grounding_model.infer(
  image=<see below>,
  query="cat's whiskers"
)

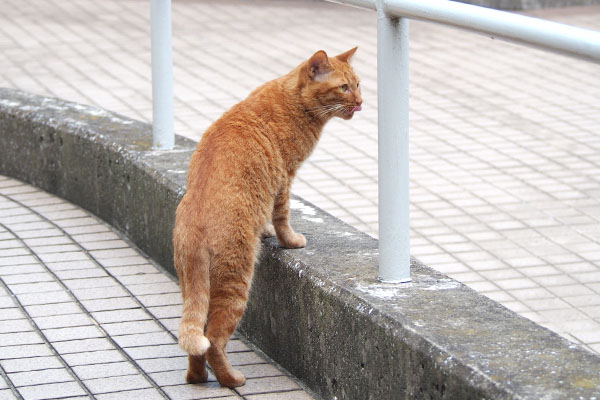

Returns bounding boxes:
[308,103,346,121]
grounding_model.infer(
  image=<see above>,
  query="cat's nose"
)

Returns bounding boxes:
[355,97,363,107]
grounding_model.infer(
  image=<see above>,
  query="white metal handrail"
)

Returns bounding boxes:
[326,0,600,283]
[150,0,175,150]
[149,0,600,281]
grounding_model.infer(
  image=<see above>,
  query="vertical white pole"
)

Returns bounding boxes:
[150,0,175,150]
[377,0,411,283]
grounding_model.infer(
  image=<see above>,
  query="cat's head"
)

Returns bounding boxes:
[299,47,362,121]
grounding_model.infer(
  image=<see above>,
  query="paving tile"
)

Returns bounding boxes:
[17,381,87,400]
[0,255,38,266]
[73,361,139,380]
[33,313,94,330]
[136,356,188,373]
[43,325,105,342]
[162,382,234,400]
[8,368,74,387]
[0,319,33,334]
[90,248,140,260]
[0,240,20,250]
[81,240,131,251]
[99,256,149,267]
[147,305,182,320]
[149,370,200,387]
[246,390,316,400]
[38,252,89,263]
[0,248,30,258]
[84,374,152,394]
[1,272,54,285]
[236,364,285,379]
[45,260,98,271]
[29,244,80,254]
[16,290,72,306]
[95,388,166,400]
[127,282,180,296]
[159,317,181,333]
[0,344,54,360]
[54,268,108,280]
[70,286,129,301]
[111,332,176,348]
[0,331,44,347]
[63,224,111,236]
[0,308,26,321]
[54,217,99,229]
[228,352,267,366]
[0,297,16,308]
[101,320,164,336]
[547,284,594,298]
[236,376,301,396]
[107,264,161,276]
[0,264,45,276]
[137,293,182,308]
[494,278,538,291]
[80,297,140,312]
[0,356,64,373]
[70,232,121,243]
[115,273,173,286]
[123,344,186,360]
[9,222,54,233]
[24,302,83,318]
[92,308,152,324]
[62,276,119,290]
[52,338,115,355]
[62,350,127,367]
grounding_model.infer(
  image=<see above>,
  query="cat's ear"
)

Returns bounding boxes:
[335,46,358,64]
[307,50,333,81]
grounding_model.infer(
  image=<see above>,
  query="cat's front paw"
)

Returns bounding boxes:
[279,232,306,249]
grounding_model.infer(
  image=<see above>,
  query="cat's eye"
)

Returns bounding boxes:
[339,84,350,93]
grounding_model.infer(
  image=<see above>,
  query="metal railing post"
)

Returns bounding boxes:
[150,0,175,150]
[377,0,411,283]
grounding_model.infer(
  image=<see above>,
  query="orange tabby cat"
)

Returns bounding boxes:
[173,47,362,388]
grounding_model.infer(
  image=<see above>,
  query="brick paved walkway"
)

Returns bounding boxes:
[0,176,315,400]
[0,0,599,355]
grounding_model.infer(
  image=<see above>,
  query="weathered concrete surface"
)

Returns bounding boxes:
[455,0,600,9]
[1,88,599,399]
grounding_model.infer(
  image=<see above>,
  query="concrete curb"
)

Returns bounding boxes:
[450,0,600,10]
[1,88,598,399]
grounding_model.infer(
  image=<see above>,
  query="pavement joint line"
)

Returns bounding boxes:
[0,356,23,400]
[1,185,311,399]
[0,194,173,399]
[0,236,94,399]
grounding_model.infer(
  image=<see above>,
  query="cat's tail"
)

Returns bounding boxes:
[175,236,211,356]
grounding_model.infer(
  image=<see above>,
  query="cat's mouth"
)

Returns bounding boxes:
[343,105,362,117]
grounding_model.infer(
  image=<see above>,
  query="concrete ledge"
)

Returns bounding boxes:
[454,0,600,10]
[1,88,598,399]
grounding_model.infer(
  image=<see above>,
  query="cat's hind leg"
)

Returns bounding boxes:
[261,222,276,238]
[186,354,209,383]
[204,243,257,388]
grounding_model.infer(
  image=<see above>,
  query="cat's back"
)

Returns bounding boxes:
[185,79,288,199]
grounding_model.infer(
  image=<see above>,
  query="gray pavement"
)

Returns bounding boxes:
[0,175,316,400]
[0,0,599,360]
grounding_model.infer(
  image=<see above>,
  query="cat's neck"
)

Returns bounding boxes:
[262,75,331,170]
